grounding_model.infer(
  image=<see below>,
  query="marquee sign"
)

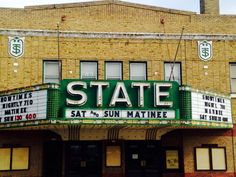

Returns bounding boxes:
[191,91,232,123]
[8,36,25,59]
[198,40,212,61]
[61,80,180,120]
[0,90,47,123]
[0,81,232,129]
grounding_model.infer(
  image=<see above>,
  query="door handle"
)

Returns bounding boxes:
[80,161,86,167]
[141,160,146,167]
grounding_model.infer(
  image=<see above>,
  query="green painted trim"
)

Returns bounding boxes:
[179,88,192,120]
[47,88,60,119]
[0,83,60,96]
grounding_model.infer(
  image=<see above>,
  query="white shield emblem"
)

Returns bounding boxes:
[8,36,25,58]
[198,40,212,61]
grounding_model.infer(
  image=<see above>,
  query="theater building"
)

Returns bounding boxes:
[0,0,236,177]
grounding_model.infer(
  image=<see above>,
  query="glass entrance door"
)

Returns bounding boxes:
[125,141,161,177]
[65,141,102,177]
[43,141,62,177]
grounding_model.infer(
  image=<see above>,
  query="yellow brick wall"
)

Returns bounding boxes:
[0,1,235,118]
[184,134,234,173]
[0,2,235,34]
[0,2,236,177]
[0,2,235,90]
[1,36,235,94]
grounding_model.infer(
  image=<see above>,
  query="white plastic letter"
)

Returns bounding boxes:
[109,82,132,107]
[154,83,173,107]
[90,81,109,107]
[66,81,87,106]
[131,82,150,107]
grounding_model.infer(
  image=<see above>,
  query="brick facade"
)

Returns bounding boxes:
[0,1,235,177]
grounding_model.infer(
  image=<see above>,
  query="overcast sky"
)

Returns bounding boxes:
[0,0,235,14]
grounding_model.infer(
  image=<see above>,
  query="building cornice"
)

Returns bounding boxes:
[1,28,236,40]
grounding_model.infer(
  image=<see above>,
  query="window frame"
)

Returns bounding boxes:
[0,146,30,171]
[80,61,98,80]
[43,60,61,84]
[129,62,147,81]
[230,63,236,94]
[164,62,182,85]
[194,145,227,171]
[105,61,123,80]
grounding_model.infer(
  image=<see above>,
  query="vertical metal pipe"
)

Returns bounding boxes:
[169,27,184,81]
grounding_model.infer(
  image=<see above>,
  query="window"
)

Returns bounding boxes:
[164,62,182,84]
[130,62,147,80]
[211,148,227,170]
[195,147,210,170]
[230,63,236,93]
[43,61,61,84]
[106,146,121,167]
[105,62,122,80]
[0,147,29,171]
[0,148,11,170]
[81,61,98,80]
[195,146,226,171]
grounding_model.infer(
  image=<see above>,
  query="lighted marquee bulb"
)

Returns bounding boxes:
[179,86,184,91]
[185,86,191,91]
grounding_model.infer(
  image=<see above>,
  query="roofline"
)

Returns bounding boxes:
[0,7,24,10]
[24,0,196,15]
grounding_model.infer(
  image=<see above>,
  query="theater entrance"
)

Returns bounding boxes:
[64,140,162,177]
[65,141,102,177]
[125,141,162,177]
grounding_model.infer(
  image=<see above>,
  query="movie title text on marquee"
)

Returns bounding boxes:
[0,90,47,123]
[191,92,232,123]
